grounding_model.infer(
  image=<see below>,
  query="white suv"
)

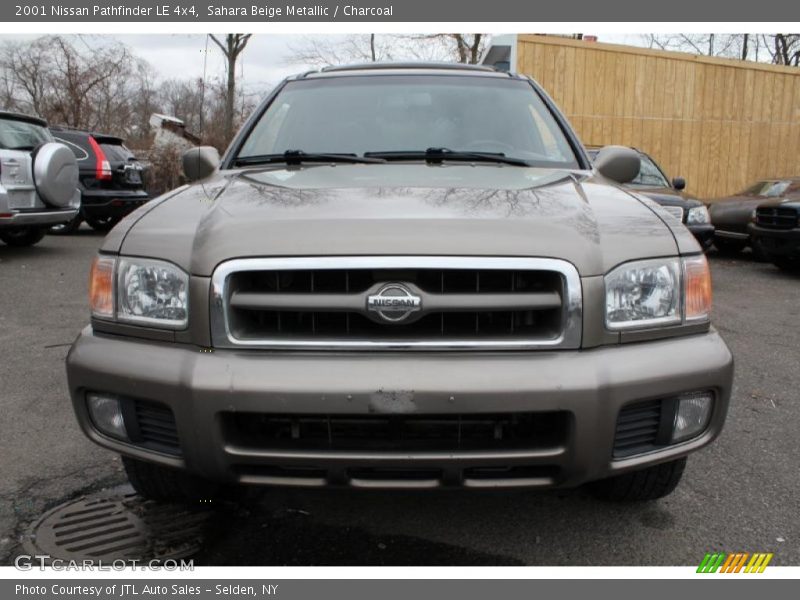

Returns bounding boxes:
[0,110,80,246]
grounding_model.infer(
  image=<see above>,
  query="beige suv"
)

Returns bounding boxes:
[66,64,733,502]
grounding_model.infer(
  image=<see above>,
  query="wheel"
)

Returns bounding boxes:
[750,242,768,262]
[122,456,220,502]
[49,215,82,235]
[0,227,47,247]
[774,257,800,272]
[589,457,687,501]
[85,215,120,232]
[714,238,746,255]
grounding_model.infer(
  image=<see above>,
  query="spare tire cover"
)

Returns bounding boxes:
[33,142,79,208]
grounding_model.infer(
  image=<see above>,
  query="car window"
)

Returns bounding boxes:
[631,154,670,187]
[764,181,791,197]
[0,118,52,150]
[740,180,791,197]
[53,135,90,161]
[100,142,134,163]
[237,75,579,168]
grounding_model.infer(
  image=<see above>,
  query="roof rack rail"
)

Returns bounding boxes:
[316,61,498,74]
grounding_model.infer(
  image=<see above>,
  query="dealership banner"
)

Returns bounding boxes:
[3,579,797,599]
[3,0,799,22]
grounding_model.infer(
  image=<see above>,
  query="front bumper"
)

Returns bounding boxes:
[66,328,733,490]
[80,191,149,219]
[749,223,800,259]
[0,208,80,227]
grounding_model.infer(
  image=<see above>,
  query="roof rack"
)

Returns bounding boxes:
[315,62,498,74]
[0,110,48,127]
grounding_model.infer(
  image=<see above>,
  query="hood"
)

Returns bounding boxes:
[629,185,702,208]
[105,164,689,278]
[708,195,765,211]
[708,195,766,231]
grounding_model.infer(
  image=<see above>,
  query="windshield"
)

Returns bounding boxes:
[0,118,52,150]
[630,153,670,187]
[235,75,579,168]
[742,180,791,197]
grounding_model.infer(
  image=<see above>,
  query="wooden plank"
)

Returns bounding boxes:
[514,36,800,196]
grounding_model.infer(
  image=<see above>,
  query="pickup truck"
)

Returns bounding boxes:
[66,63,734,503]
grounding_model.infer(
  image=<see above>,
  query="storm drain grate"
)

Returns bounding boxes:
[23,487,212,563]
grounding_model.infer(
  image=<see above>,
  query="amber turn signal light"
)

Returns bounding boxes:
[89,255,115,318]
[684,254,712,321]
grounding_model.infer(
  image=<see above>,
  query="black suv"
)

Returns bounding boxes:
[749,201,800,271]
[49,127,149,233]
[587,147,714,250]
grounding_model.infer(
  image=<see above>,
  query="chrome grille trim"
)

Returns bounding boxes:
[210,256,582,350]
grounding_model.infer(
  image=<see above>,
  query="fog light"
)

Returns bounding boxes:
[672,391,713,442]
[87,393,128,440]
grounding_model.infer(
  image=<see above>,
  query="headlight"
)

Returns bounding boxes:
[117,258,188,328]
[686,206,710,225]
[88,255,189,329]
[605,255,712,330]
[605,258,681,329]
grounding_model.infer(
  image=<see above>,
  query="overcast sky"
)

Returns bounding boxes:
[0,33,641,99]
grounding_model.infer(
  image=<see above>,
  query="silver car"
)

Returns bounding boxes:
[0,111,80,246]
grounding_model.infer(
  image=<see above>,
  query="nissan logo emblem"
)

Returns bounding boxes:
[366,283,422,323]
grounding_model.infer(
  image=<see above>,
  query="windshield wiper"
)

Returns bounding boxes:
[364,148,531,167]
[233,150,386,167]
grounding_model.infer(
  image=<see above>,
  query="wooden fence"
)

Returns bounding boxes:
[516,35,800,199]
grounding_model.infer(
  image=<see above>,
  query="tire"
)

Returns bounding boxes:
[122,455,220,503]
[49,215,82,235]
[774,257,800,272]
[85,215,120,232]
[0,227,47,247]
[714,238,746,255]
[750,242,768,262]
[589,457,687,502]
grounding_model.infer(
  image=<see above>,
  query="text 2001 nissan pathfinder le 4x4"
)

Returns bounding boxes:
[67,63,734,502]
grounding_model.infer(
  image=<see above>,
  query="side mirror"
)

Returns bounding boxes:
[182,146,220,182]
[672,177,686,191]
[593,145,640,184]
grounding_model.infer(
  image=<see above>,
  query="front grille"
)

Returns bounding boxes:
[223,411,570,453]
[613,399,669,458]
[210,257,582,350]
[127,400,181,456]
[756,206,798,229]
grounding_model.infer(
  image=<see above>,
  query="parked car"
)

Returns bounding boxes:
[0,110,80,246]
[708,178,800,254]
[66,63,733,503]
[749,200,800,271]
[587,147,713,250]
[49,127,149,233]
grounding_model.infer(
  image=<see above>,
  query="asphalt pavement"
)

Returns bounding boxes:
[0,229,797,566]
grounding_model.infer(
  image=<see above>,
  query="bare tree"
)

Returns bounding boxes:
[644,34,743,58]
[766,34,800,66]
[288,33,488,68]
[0,35,147,135]
[209,34,252,143]
[642,33,799,66]
[288,34,393,67]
